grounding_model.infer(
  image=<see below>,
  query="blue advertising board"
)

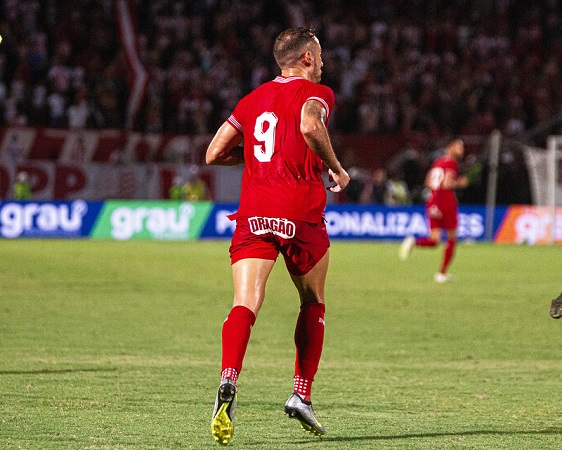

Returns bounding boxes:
[0,201,104,238]
[201,203,507,241]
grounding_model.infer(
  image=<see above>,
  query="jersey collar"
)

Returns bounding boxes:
[273,76,304,83]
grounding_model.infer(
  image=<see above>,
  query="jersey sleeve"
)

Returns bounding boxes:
[226,97,246,135]
[428,157,459,191]
[227,114,243,134]
[443,158,459,176]
[305,84,335,121]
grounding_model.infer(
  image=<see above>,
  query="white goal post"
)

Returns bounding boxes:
[547,135,562,207]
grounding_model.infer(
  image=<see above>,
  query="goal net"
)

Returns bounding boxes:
[525,136,562,206]
[523,136,562,243]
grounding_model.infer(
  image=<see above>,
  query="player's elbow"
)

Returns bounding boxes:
[206,148,219,165]
[300,120,321,141]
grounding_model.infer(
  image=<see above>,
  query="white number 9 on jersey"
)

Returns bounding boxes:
[253,112,278,162]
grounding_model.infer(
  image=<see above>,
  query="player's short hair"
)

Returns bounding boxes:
[447,138,464,151]
[448,138,463,147]
[273,27,317,69]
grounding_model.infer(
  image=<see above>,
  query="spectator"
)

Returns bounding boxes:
[385,169,411,206]
[67,86,91,129]
[169,176,185,200]
[340,148,370,203]
[1,0,561,145]
[360,167,388,204]
[184,166,209,201]
[6,134,23,166]
[13,171,31,199]
[459,153,484,204]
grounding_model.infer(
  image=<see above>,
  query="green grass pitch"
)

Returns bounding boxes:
[1,239,561,449]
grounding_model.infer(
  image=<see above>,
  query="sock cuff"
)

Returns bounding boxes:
[221,367,239,384]
[230,305,256,326]
[300,302,325,313]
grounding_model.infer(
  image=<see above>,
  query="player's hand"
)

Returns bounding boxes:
[457,175,469,188]
[327,168,350,193]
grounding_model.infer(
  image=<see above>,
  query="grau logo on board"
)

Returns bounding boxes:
[109,204,195,240]
[0,201,88,238]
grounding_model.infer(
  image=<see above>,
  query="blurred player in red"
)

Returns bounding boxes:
[206,27,349,445]
[399,139,468,283]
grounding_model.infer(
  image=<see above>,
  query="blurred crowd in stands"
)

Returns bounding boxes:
[0,0,559,204]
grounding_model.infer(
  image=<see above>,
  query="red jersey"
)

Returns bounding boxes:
[426,155,460,205]
[425,155,460,230]
[227,76,335,222]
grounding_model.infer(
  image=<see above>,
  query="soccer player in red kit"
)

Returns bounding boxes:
[399,139,468,283]
[206,27,349,445]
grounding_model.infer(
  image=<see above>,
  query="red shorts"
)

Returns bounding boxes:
[426,198,458,231]
[229,216,330,276]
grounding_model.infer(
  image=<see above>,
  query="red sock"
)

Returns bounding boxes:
[440,239,456,274]
[294,375,312,401]
[294,302,325,401]
[221,305,256,382]
[221,368,239,384]
[416,237,438,247]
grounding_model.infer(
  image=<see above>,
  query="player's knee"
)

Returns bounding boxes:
[429,234,441,245]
